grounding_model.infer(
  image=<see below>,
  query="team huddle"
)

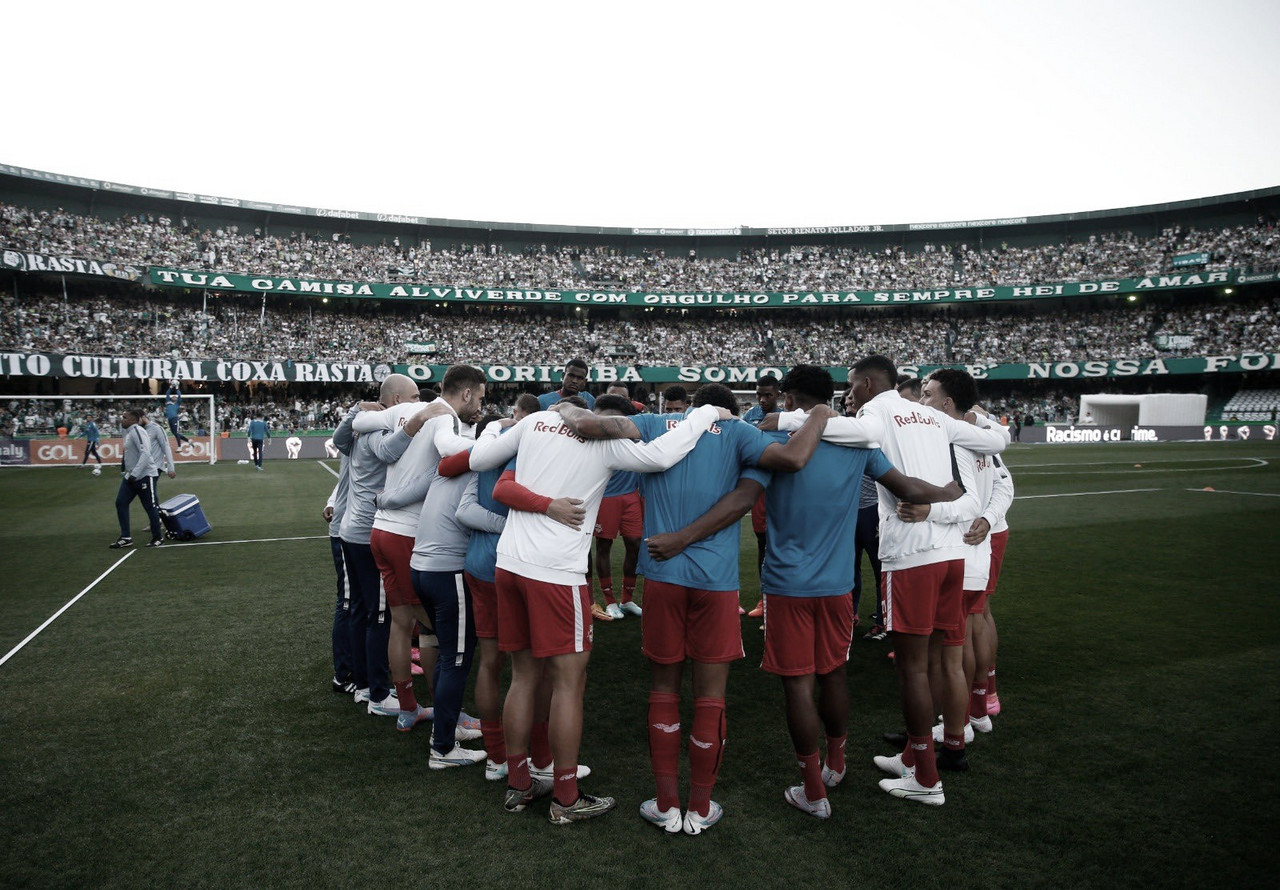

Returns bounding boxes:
[322,354,1014,828]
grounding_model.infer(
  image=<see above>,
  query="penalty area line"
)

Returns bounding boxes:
[166,535,329,548]
[0,550,137,669]
[1015,488,1163,500]
[1186,488,1280,498]
[316,460,340,479]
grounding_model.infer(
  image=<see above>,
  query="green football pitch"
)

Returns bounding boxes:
[2,442,1278,888]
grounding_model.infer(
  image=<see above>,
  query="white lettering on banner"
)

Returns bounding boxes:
[37,443,75,461]
[1130,428,1158,442]
[1045,426,1123,444]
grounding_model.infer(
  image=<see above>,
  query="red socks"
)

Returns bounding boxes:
[530,721,552,771]
[987,666,998,695]
[481,719,506,765]
[394,679,417,712]
[554,768,579,807]
[798,750,825,803]
[622,576,637,603]
[908,734,939,786]
[970,683,988,720]
[688,697,726,818]
[507,753,531,791]
[648,691,682,811]
[599,578,616,606]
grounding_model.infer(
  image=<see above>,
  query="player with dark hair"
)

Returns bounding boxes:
[592,393,645,621]
[565,382,833,835]
[742,374,781,618]
[467,395,730,824]
[538,358,595,409]
[893,368,1014,768]
[110,408,163,549]
[661,385,690,413]
[771,355,1008,806]
[649,367,959,819]
[514,393,541,418]
[896,375,922,402]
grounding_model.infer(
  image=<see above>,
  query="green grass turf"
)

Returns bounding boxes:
[2,443,1279,888]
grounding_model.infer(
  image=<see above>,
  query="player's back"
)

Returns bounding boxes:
[760,436,888,597]
[635,413,769,590]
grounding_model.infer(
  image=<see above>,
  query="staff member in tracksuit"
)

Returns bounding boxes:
[111,409,163,549]
[79,417,103,468]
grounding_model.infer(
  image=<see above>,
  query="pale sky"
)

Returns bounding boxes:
[7,0,1279,229]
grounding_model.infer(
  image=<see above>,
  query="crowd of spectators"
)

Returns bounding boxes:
[3,288,1277,369]
[4,201,1279,294]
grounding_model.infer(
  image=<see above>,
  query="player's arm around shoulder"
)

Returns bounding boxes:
[603,404,726,472]
[946,407,1010,455]
[756,404,835,472]
[552,403,641,440]
[468,417,523,471]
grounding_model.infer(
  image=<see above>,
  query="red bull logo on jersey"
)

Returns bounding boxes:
[665,420,723,435]
[532,420,585,443]
[892,410,942,429]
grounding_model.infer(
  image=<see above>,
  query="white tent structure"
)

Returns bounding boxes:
[1078,393,1207,427]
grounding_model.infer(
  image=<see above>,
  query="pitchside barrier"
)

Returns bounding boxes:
[1015,422,1278,444]
[0,435,217,467]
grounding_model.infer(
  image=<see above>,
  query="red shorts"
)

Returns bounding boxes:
[641,579,744,664]
[882,559,965,646]
[594,490,643,540]
[751,491,767,534]
[985,529,1009,598]
[761,593,853,676]
[370,528,416,609]
[465,572,498,639]
[494,568,592,657]
[964,587,989,616]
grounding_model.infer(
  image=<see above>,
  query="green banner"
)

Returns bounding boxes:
[395,354,1280,384]
[3,351,1277,383]
[147,266,1249,309]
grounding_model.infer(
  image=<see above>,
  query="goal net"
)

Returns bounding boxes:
[0,393,218,467]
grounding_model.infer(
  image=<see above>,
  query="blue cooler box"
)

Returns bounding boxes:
[158,493,212,540]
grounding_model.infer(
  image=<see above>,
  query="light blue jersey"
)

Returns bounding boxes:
[462,458,514,584]
[760,433,893,598]
[247,419,269,441]
[635,412,771,591]
[538,389,595,410]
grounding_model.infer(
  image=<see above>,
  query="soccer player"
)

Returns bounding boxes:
[661,385,690,413]
[897,375,922,402]
[567,384,832,835]
[353,370,484,730]
[331,398,419,717]
[323,455,357,695]
[246,414,269,471]
[109,409,163,549]
[78,415,103,470]
[593,387,646,622]
[846,384,887,642]
[901,369,1014,758]
[742,375,780,618]
[771,355,1008,806]
[164,382,191,447]
[538,358,595,409]
[466,397,731,824]
[646,367,959,820]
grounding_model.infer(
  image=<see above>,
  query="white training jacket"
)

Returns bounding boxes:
[354,401,475,539]
[777,389,1009,571]
[467,405,719,586]
[924,444,1016,590]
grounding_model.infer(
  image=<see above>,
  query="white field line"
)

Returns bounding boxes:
[1013,457,1269,474]
[165,535,329,548]
[316,460,340,479]
[1185,488,1280,498]
[1014,488,1163,500]
[0,550,137,669]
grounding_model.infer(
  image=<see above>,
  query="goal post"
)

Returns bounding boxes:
[0,393,217,467]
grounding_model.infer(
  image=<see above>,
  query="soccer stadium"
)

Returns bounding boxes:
[3,161,1278,886]
[4,6,1280,884]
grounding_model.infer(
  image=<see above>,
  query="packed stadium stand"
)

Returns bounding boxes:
[2,165,1278,434]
